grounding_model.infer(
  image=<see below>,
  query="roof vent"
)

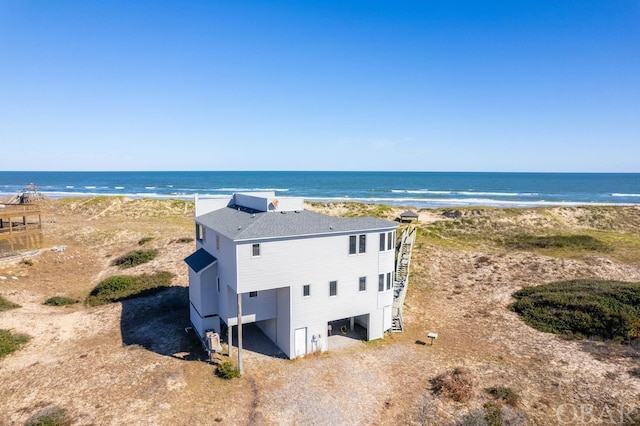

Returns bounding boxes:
[281,211,287,214]
[329,226,333,230]
[294,210,300,213]
[238,226,242,230]
[251,214,255,218]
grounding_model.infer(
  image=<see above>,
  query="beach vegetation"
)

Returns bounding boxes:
[430,367,475,402]
[216,361,240,379]
[0,329,31,358]
[486,386,520,407]
[44,296,78,306]
[138,237,154,245]
[111,249,158,268]
[510,279,640,341]
[505,234,610,252]
[85,271,174,306]
[0,296,21,312]
[174,237,194,243]
[25,407,71,426]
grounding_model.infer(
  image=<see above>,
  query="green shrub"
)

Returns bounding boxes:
[174,237,194,244]
[85,271,174,306]
[44,296,78,307]
[486,386,520,407]
[111,249,158,269]
[0,296,21,312]
[138,237,154,245]
[511,279,640,340]
[483,402,503,426]
[0,329,31,358]
[25,407,70,426]
[217,361,240,379]
[506,234,610,252]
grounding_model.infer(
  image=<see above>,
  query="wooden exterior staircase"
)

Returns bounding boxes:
[391,226,416,332]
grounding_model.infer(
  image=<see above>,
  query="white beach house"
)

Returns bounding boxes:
[185,192,398,359]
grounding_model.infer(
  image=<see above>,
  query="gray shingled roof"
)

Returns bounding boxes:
[196,207,397,241]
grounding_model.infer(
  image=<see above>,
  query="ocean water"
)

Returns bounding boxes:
[1,171,639,209]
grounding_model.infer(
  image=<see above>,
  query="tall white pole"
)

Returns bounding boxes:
[237,293,244,375]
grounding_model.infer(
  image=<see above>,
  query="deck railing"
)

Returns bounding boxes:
[0,204,41,215]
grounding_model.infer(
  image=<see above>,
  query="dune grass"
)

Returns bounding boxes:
[504,234,610,252]
[44,296,79,307]
[85,271,175,306]
[0,296,21,312]
[510,279,640,340]
[0,329,31,358]
[111,249,158,269]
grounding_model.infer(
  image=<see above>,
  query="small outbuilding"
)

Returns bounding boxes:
[399,210,419,222]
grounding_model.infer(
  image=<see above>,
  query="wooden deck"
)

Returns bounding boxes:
[0,204,44,253]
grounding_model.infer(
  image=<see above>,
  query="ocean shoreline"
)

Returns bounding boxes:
[1,170,640,209]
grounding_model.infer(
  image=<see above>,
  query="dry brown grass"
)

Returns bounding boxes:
[0,198,639,425]
[431,366,476,402]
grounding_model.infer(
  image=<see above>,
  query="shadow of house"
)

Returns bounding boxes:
[228,323,287,359]
[119,286,207,361]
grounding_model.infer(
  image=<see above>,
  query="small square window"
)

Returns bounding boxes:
[378,274,384,292]
[252,243,260,257]
[359,276,367,292]
[303,284,310,297]
[249,291,258,298]
[329,280,337,297]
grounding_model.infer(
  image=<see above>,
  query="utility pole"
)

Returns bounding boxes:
[237,293,244,375]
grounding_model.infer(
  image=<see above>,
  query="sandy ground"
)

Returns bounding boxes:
[1,199,639,425]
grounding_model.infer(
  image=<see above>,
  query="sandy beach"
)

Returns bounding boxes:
[1,197,639,425]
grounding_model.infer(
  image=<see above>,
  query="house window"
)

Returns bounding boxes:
[216,234,220,251]
[386,272,392,291]
[217,277,220,293]
[378,274,384,292]
[249,291,258,298]
[252,243,260,257]
[359,276,367,292]
[196,224,205,242]
[349,234,367,254]
[380,233,385,251]
[303,284,310,297]
[329,280,337,297]
[349,235,357,254]
[387,231,393,250]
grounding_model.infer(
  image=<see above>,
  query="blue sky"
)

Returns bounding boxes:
[1,1,638,172]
